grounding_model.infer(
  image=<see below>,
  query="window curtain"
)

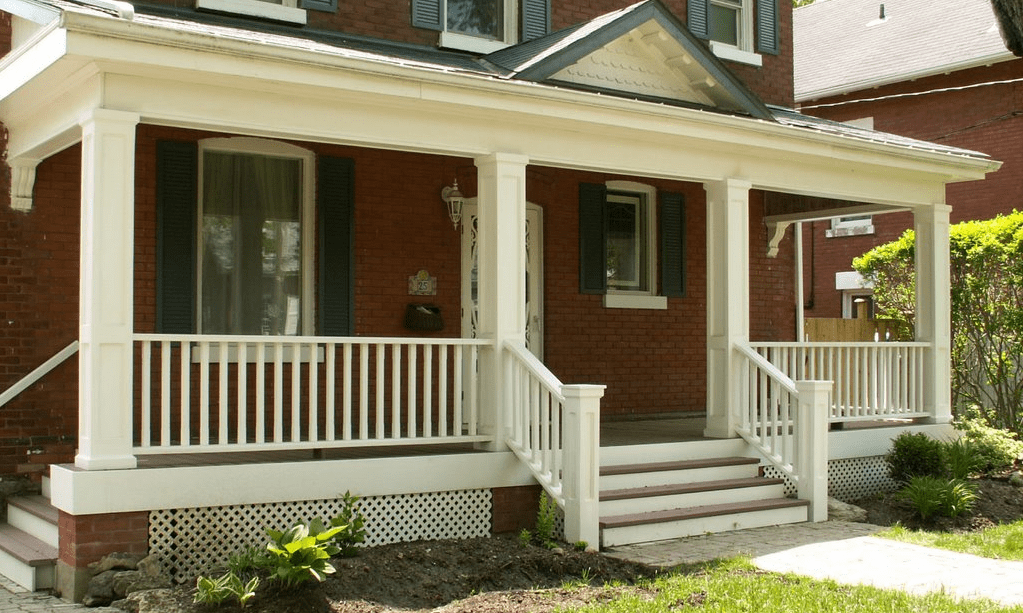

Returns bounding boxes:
[201,152,302,335]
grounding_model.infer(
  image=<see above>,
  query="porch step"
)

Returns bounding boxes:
[600,477,787,516]
[0,495,58,591]
[600,497,809,548]
[600,457,760,490]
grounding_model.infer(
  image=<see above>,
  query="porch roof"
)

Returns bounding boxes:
[3,0,994,166]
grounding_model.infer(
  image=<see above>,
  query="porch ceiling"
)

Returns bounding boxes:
[0,1,1001,207]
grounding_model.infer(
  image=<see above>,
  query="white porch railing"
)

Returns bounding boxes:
[735,343,829,522]
[750,342,929,422]
[0,341,79,410]
[504,341,603,546]
[133,334,492,453]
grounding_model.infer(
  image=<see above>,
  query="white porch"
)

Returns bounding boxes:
[0,0,1000,596]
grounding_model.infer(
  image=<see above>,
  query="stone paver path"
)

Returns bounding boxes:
[607,521,1023,607]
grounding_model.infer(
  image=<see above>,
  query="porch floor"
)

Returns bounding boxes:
[132,413,914,469]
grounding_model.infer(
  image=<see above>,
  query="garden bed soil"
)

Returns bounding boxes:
[131,475,1023,613]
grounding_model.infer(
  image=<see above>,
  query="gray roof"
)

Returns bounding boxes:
[794,0,1014,101]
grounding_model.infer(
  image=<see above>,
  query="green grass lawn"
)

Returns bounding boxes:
[562,558,1023,613]
[880,520,1023,561]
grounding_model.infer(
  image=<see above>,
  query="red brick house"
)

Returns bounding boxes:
[0,0,998,600]
[794,0,1021,319]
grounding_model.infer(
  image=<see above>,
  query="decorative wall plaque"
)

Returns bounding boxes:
[408,269,437,295]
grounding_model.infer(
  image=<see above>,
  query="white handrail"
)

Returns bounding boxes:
[0,341,79,410]
[734,343,798,481]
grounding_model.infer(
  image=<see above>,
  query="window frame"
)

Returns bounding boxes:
[439,0,518,53]
[196,137,317,338]
[705,0,764,66]
[195,0,308,24]
[604,181,658,300]
[826,215,875,238]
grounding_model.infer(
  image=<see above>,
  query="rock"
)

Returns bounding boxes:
[89,552,145,575]
[112,569,172,599]
[828,497,868,522]
[1009,471,1023,487]
[109,598,139,613]
[135,555,163,579]
[85,569,119,605]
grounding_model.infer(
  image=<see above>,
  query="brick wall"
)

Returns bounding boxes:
[800,59,1023,318]
[0,146,81,479]
[58,510,149,569]
[491,484,541,534]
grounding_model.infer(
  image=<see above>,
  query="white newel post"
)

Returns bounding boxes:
[475,153,528,449]
[795,380,830,522]
[704,178,751,438]
[76,109,140,470]
[915,204,953,425]
[562,384,604,548]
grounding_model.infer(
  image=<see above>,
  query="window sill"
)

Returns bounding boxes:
[439,31,510,54]
[826,224,875,238]
[709,42,763,67]
[603,294,668,310]
[196,0,307,25]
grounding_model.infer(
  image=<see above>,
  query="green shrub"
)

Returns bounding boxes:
[534,492,557,549]
[886,432,946,485]
[899,476,978,522]
[942,437,983,480]
[327,491,366,558]
[940,479,979,519]
[955,413,1023,472]
[194,571,259,608]
[264,519,344,588]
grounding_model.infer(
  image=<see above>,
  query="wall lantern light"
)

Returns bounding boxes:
[441,179,465,230]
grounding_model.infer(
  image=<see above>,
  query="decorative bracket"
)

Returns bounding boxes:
[10,158,40,212]
[765,220,791,258]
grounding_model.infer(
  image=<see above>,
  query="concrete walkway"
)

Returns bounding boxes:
[606,521,1023,607]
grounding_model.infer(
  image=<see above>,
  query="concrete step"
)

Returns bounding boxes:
[600,439,749,466]
[600,457,761,490]
[600,477,787,516]
[600,497,810,548]
[8,496,58,549]
[0,523,56,591]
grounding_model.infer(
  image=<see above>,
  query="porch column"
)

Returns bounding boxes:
[704,178,751,439]
[76,109,140,470]
[915,203,953,425]
[475,153,529,449]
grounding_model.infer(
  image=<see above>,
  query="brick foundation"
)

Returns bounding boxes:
[491,484,542,534]
[57,510,149,601]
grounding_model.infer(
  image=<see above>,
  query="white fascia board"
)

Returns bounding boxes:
[828,423,954,460]
[49,452,535,515]
[796,51,1017,103]
[1,0,61,25]
[0,21,65,101]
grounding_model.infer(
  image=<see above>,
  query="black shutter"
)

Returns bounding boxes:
[579,183,607,295]
[412,0,443,31]
[660,192,686,298]
[756,0,779,54]
[521,0,550,41]
[318,156,356,336]
[156,140,198,333]
[688,0,710,39]
[299,0,336,13]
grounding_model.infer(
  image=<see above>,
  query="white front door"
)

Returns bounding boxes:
[461,202,543,359]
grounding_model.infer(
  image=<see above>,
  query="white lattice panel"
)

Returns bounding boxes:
[150,489,491,583]
[762,456,897,503]
[828,455,898,501]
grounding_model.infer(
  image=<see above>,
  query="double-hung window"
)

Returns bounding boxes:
[579,181,685,310]
[689,0,778,65]
[198,139,315,336]
[155,138,355,339]
[412,0,550,53]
